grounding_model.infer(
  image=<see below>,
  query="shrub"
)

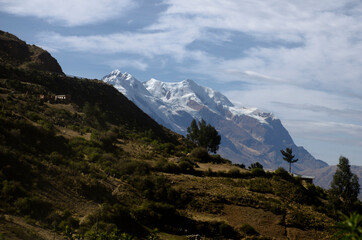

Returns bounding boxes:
[190,147,210,162]
[179,160,194,173]
[272,179,314,205]
[248,178,273,193]
[228,168,241,178]
[234,163,246,169]
[239,223,259,236]
[306,184,327,200]
[84,203,146,236]
[1,180,26,201]
[218,222,239,238]
[154,159,180,174]
[285,209,322,229]
[158,143,175,155]
[117,160,151,176]
[273,167,292,180]
[128,174,186,205]
[248,162,263,170]
[49,151,64,164]
[14,197,52,219]
[132,201,177,227]
[57,210,79,231]
[251,168,265,177]
[79,179,110,202]
[209,154,231,164]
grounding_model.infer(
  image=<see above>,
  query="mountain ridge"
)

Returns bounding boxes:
[102,69,328,172]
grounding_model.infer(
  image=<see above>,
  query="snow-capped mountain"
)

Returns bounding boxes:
[102,70,328,171]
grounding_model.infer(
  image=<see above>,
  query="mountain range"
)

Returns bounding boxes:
[101,70,328,172]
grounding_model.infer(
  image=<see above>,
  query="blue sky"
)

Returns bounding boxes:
[1,0,362,165]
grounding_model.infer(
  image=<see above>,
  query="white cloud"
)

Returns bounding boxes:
[0,0,136,26]
[37,28,199,59]
[35,0,362,94]
[108,59,148,71]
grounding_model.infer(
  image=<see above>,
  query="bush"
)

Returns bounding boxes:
[274,167,293,181]
[84,203,146,236]
[272,179,314,205]
[218,222,239,238]
[158,143,175,155]
[228,168,241,178]
[251,168,265,177]
[57,210,79,231]
[49,151,64,164]
[179,160,194,173]
[248,162,263,170]
[1,180,26,201]
[117,160,151,176]
[154,159,180,174]
[234,163,246,169]
[249,178,273,193]
[14,197,52,219]
[239,223,259,236]
[286,209,311,229]
[128,174,188,206]
[209,154,231,164]
[132,201,177,227]
[190,147,210,162]
[306,184,326,200]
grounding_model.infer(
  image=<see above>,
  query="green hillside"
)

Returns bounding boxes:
[0,31,354,240]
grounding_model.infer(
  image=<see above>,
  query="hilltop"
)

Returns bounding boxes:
[0,30,345,240]
[0,30,63,74]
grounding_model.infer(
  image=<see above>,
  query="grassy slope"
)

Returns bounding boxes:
[0,65,338,240]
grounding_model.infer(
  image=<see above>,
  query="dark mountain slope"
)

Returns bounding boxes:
[0,30,63,74]
[0,64,176,143]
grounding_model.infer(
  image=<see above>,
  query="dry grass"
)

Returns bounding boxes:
[158,232,188,240]
[45,103,78,113]
[223,205,287,239]
[56,126,91,140]
[196,162,247,173]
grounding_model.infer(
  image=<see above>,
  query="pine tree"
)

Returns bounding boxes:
[187,119,199,145]
[186,119,221,153]
[330,156,360,213]
[280,147,298,173]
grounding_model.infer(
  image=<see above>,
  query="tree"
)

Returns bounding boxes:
[186,119,221,153]
[83,102,107,129]
[280,147,298,173]
[248,162,263,170]
[330,156,360,213]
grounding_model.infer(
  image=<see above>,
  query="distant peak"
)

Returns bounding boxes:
[110,69,121,75]
[147,78,161,83]
[122,72,134,79]
[182,79,196,85]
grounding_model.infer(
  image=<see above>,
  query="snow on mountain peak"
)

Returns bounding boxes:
[110,69,121,76]
[100,70,322,172]
[101,70,149,97]
[101,70,277,126]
